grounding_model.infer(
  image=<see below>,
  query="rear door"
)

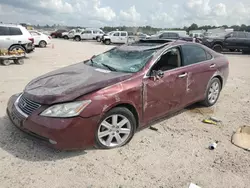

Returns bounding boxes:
[0,26,11,49]
[179,44,217,105]
[224,32,237,49]
[120,32,128,43]
[235,32,247,49]
[9,27,24,45]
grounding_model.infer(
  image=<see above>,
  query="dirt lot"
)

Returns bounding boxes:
[0,39,250,188]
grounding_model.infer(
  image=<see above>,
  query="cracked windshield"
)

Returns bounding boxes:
[0,0,250,188]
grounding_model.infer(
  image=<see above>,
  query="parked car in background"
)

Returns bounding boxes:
[74,28,104,41]
[62,31,70,39]
[50,29,67,38]
[99,31,115,42]
[0,23,35,53]
[68,28,85,39]
[102,31,130,45]
[7,39,229,150]
[202,31,250,53]
[149,32,193,42]
[29,30,51,48]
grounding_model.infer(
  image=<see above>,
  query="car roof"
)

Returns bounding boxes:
[0,23,23,28]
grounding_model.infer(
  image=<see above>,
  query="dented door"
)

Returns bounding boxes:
[142,68,188,124]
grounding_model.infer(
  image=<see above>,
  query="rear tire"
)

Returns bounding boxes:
[95,107,136,149]
[14,59,24,65]
[212,44,223,53]
[96,37,101,42]
[104,39,111,45]
[9,45,26,52]
[64,35,69,39]
[39,40,47,48]
[201,77,221,107]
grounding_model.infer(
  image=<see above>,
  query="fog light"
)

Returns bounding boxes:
[49,139,57,145]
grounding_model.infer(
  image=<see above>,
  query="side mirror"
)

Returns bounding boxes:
[151,70,164,79]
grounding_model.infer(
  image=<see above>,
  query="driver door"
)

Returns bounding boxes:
[142,47,187,124]
[224,32,237,49]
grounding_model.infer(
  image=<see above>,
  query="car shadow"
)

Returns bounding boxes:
[0,115,88,162]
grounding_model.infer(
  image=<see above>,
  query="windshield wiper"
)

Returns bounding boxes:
[101,63,117,71]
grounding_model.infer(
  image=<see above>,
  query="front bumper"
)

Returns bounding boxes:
[7,94,101,150]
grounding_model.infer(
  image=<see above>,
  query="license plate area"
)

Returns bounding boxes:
[10,106,26,127]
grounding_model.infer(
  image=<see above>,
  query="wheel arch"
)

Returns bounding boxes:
[103,102,140,129]
[9,44,26,51]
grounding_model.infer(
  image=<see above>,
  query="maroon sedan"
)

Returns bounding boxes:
[7,40,229,150]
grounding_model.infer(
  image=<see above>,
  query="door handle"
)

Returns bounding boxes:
[178,72,187,78]
[210,64,216,68]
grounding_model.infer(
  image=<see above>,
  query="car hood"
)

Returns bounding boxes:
[23,62,132,105]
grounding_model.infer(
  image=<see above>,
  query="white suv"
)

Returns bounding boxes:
[0,24,35,53]
[74,28,104,41]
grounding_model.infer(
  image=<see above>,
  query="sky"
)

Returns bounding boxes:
[0,0,250,28]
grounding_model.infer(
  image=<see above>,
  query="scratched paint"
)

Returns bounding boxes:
[186,72,194,93]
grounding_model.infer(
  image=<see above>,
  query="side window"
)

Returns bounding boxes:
[121,32,127,36]
[9,27,23,35]
[168,33,178,38]
[232,32,237,37]
[0,26,10,35]
[152,47,181,72]
[159,33,168,39]
[113,32,120,36]
[181,45,207,66]
[237,32,247,38]
[93,31,97,34]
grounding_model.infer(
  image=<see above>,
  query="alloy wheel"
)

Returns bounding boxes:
[208,81,220,104]
[97,114,132,147]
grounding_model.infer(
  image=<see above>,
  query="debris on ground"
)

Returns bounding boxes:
[232,126,250,151]
[149,126,158,131]
[202,117,222,125]
[209,141,219,150]
[189,182,201,188]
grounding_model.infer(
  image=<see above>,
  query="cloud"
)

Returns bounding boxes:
[0,0,250,27]
[119,6,141,25]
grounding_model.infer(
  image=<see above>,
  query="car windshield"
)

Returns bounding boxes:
[86,48,156,73]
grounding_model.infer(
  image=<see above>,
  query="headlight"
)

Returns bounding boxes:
[40,100,91,118]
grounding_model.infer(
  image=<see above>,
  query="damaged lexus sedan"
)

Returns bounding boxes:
[7,39,229,150]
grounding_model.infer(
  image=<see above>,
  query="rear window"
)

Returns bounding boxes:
[9,27,22,35]
[0,26,10,35]
[121,32,127,36]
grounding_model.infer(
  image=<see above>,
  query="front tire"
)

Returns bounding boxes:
[104,39,111,45]
[95,107,136,149]
[201,78,221,107]
[212,44,223,53]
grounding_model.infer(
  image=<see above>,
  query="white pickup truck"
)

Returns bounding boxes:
[102,31,134,45]
[74,29,104,41]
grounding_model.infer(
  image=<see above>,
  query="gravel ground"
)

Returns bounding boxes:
[0,39,249,188]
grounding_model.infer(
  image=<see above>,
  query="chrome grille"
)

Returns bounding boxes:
[17,95,41,116]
